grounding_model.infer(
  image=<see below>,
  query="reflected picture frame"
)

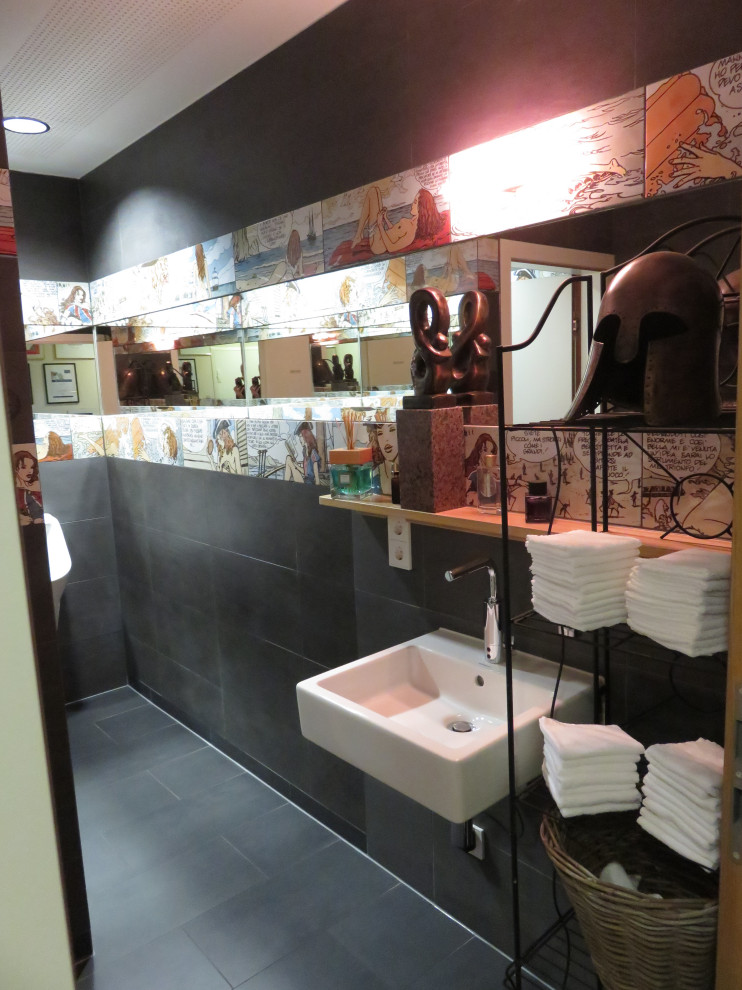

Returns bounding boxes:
[43,362,79,404]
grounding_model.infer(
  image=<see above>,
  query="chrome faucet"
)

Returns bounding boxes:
[444,558,501,665]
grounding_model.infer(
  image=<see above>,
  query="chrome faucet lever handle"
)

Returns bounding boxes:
[445,557,497,603]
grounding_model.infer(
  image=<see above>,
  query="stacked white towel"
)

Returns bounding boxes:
[638,739,724,870]
[626,549,730,656]
[540,717,644,817]
[526,530,640,631]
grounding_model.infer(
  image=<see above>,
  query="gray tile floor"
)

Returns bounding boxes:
[70,686,509,989]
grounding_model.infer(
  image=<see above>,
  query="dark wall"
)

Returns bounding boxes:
[11,172,87,280]
[103,457,725,954]
[76,0,742,280]
[39,458,126,701]
[107,460,365,843]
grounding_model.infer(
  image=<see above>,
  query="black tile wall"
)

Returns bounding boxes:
[40,458,126,702]
[11,171,87,281]
[635,0,742,85]
[107,461,364,838]
[364,777,436,900]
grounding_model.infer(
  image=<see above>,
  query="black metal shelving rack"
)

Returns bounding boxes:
[489,215,738,989]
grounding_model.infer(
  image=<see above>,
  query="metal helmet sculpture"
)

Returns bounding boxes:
[566,251,723,427]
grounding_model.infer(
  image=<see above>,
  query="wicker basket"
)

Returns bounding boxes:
[540,813,718,990]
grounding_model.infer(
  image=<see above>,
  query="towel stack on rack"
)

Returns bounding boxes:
[638,739,724,870]
[526,530,641,631]
[626,548,730,656]
[539,717,644,818]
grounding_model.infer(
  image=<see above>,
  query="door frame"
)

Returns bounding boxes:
[498,239,614,424]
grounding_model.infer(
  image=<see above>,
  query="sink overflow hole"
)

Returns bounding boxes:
[475,675,484,686]
[449,720,474,733]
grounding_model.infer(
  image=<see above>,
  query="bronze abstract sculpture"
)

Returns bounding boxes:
[404,287,494,408]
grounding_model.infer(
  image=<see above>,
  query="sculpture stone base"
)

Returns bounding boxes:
[402,393,457,409]
[453,390,495,407]
[463,403,499,426]
[397,407,466,513]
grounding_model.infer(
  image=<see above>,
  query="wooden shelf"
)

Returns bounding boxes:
[319,494,732,558]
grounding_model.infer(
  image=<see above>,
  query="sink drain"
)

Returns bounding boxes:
[449,720,474,733]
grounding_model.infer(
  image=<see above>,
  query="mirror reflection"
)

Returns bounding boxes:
[114,329,248,408]
[28,329,103,416]
[58,180,741,420]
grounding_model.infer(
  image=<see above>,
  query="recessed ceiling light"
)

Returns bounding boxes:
[3,117,50,134]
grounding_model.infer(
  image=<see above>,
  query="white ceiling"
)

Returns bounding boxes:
[0,0,348,179]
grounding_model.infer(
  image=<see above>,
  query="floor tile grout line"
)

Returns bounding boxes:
[217,834,271,880]
[179,926,235,989]
[71,686,512,986]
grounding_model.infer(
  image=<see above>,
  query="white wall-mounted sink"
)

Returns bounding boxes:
[297,629,594,823]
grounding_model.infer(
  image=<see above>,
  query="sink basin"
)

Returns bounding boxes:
[297,629,594,822]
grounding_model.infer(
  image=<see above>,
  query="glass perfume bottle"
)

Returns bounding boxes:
[525,481,553,523]
[476,454,501,514]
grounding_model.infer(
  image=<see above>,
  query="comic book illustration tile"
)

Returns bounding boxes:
[450,90,644,239]
[645,52,742,198]
[641,432,734,538]
[34,413,73,462]
[322,160,451,272]
[234,203,324,293]
[70,414,105,458]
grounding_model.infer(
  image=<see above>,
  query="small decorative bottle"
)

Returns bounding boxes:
[476,453,501,514]
[525,480,553,523]
[391,469,401,505]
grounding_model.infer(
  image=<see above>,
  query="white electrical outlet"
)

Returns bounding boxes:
[388,517,412,570]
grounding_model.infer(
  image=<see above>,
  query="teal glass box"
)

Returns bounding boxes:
[329,448,374,499]
[330,461,374,499]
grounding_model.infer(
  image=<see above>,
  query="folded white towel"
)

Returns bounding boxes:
[637,548,731,582]
[643,767,723,811]
[543,764,639,807]
[534,587,626,615]
[530,566,636,588]
[626,610,729,639]
[645,740,723,796]
[643,794,719,850]
[533,598,627,631]
[545,747,642,770]
[534,573,625,593]
[628,576,730,603]
[526,529,641,552]
[625,618,728,657]
[529,551,637,571]
[533,589,627,616]
[625,578,729,613]
[534,570,628,592]
[638,808,719,870]
[540,718,644,761]
[532,577,627,603]
[626,617,728,643]
[528,553,638,573]
[643,778,721,824]
[625,590,728,624]
[626,603,728,639]
[544,751,640,785]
